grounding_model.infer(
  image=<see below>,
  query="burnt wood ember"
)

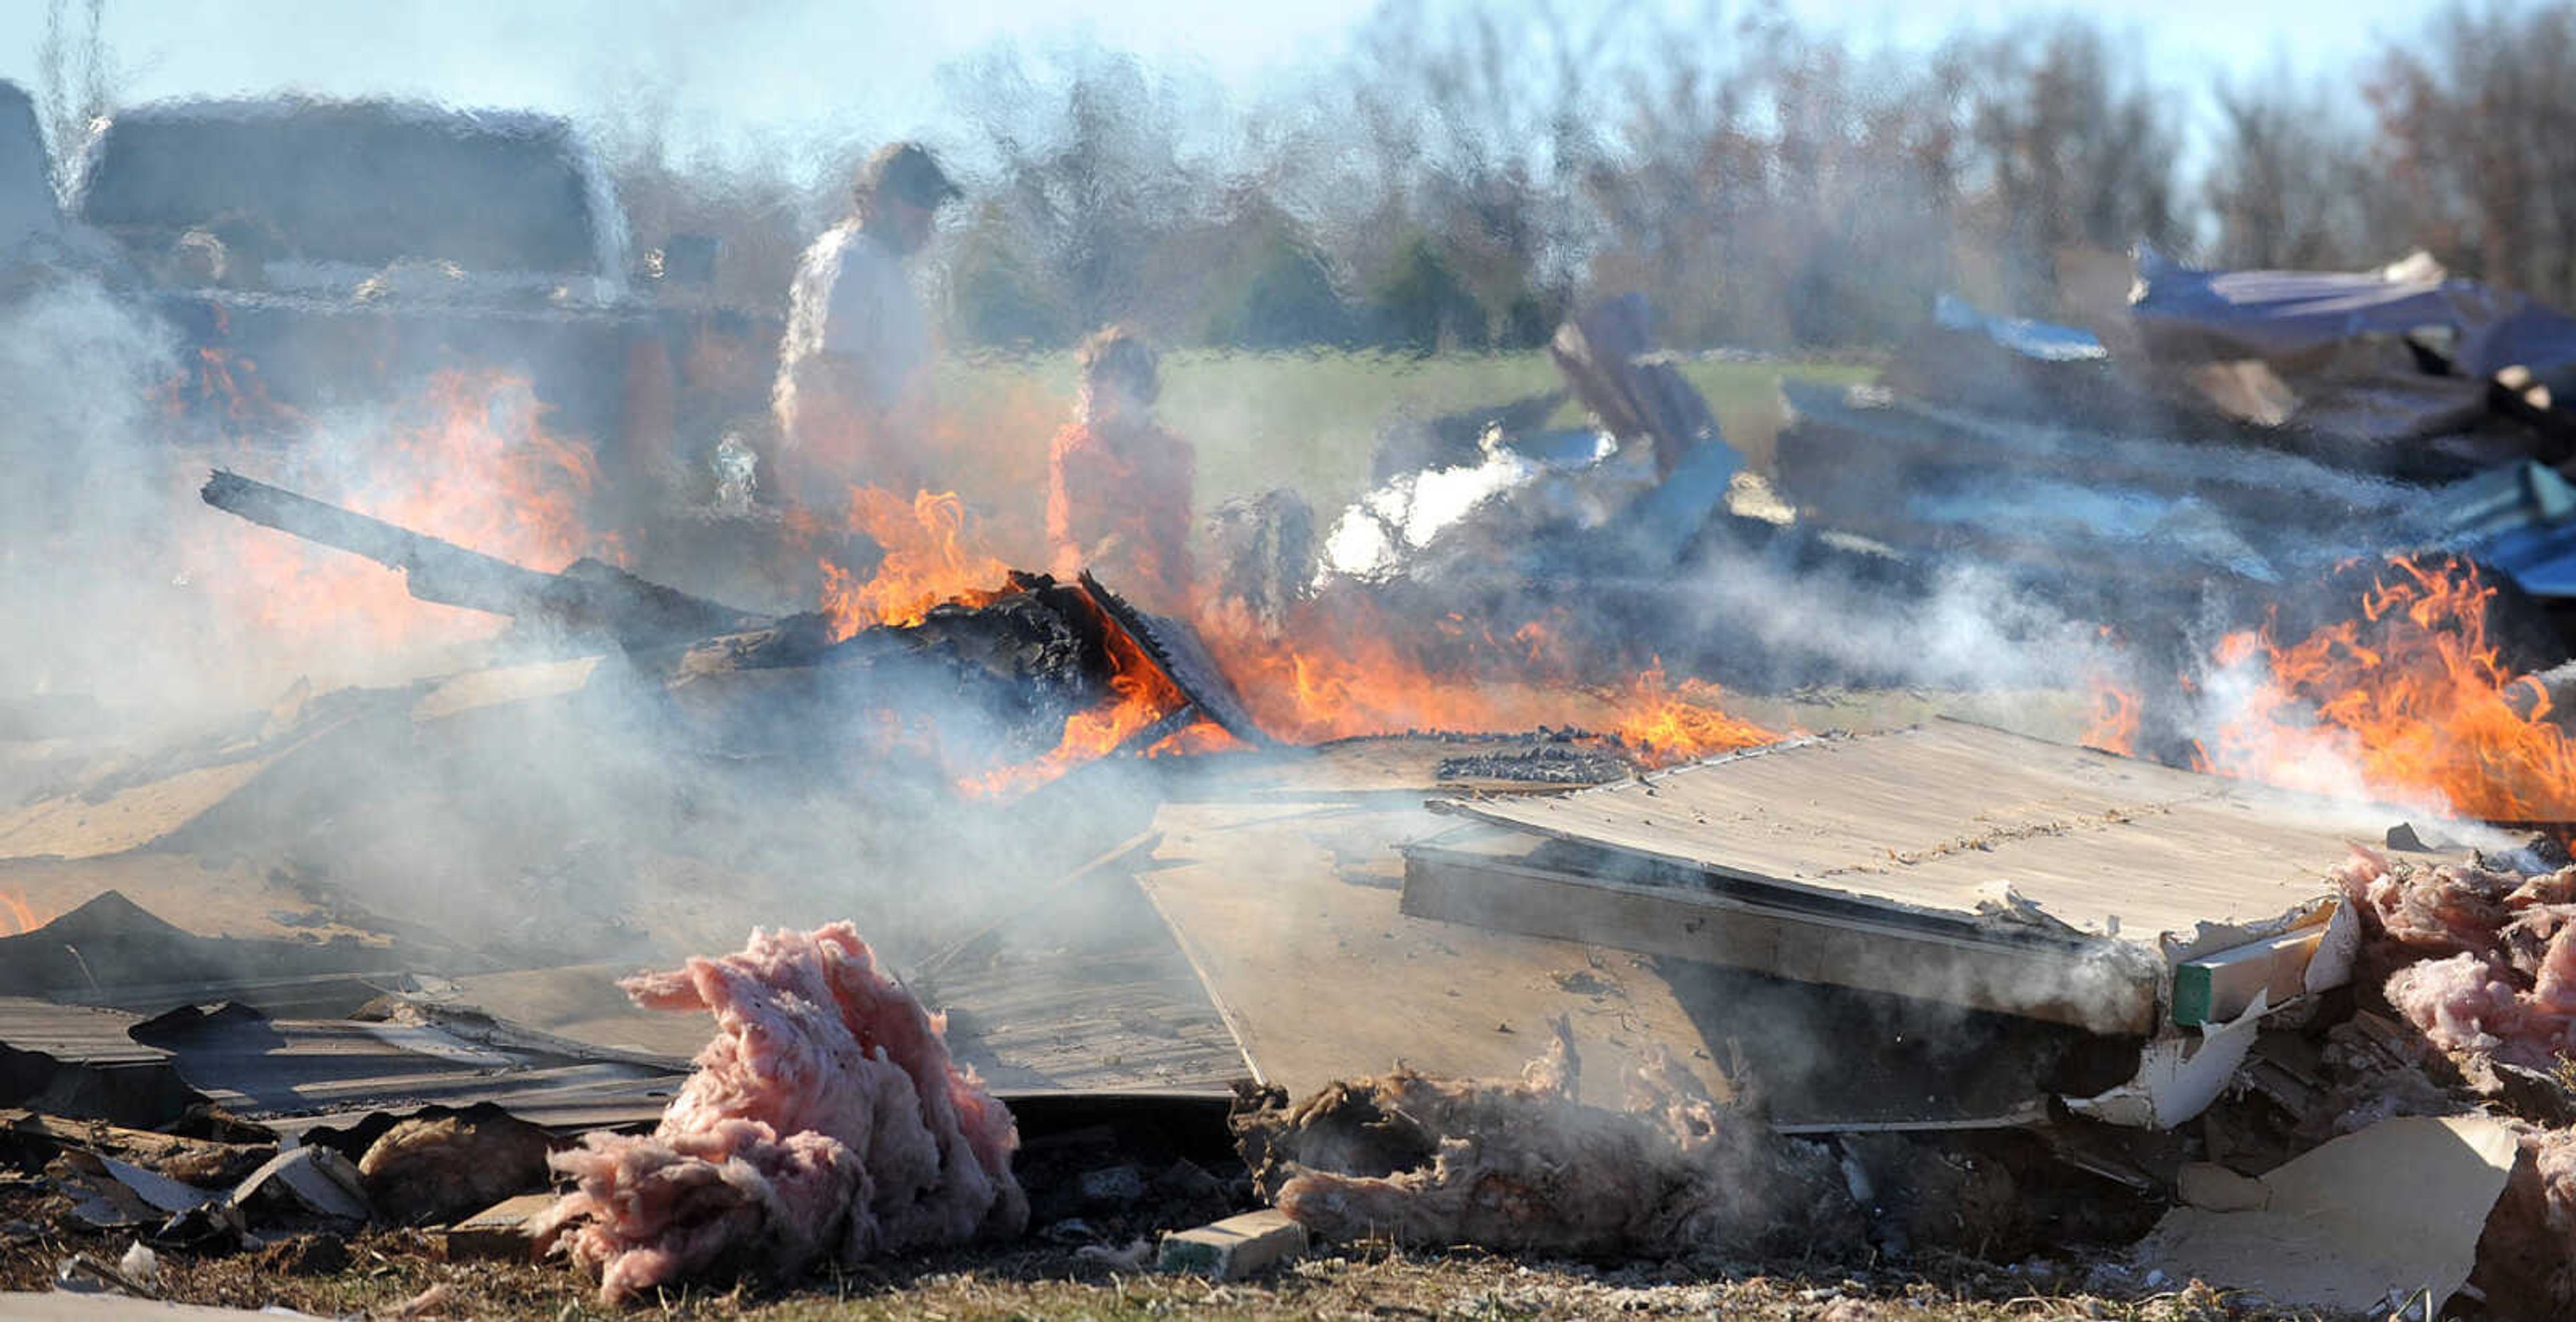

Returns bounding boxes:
[1435,741,1636,785]
[201,470,769,650]
[723,574,1128,766]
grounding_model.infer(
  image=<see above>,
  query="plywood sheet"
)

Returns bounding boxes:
[445,866,1253,1099]
[439,964,713,1061]
[0,759,276,862]
[1438,721,2391,944]
[1136,795,1740,1110]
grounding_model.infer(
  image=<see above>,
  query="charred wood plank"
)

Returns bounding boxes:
[202,470,769,650]
[1080,571,1271,748]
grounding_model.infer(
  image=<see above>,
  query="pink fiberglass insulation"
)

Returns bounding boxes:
[2339,852,2576,1071]
[529,923,1026,1305]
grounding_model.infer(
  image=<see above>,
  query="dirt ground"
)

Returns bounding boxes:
[0,1143,2291,1322]
[0,1211,2290,1322]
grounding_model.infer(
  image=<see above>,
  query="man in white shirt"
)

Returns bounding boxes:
[771,142,960,509]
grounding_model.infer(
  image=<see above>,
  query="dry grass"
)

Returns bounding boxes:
[0,1197,2308,1321]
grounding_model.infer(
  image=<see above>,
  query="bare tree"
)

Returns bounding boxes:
[1584,6,1970,347]
[1328,0,1638,344]
[938,42,1218,341]
[2369,1,2576,303]
[2204,66,2390,270]
[1952,19,2179,304]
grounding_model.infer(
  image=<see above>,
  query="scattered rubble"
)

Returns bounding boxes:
[19,250,2576,1321]
[1157,1208,1308,1280]
[1232,1019,1859,1259]
[2137,1113,2520,1315]
[356,1114,551,1227]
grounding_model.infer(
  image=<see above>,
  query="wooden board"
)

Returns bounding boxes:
[0,760,277,862]
[1136,797,1734,1110]
[1437,721,2392,950]
[914,835,1250,1096]
[437,964,714,1062]
[1136,783,2080,1126]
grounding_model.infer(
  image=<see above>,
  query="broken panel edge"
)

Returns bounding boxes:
[1399,841,2160,1035]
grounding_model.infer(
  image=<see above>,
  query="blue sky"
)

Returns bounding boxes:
[0,0,2444,179]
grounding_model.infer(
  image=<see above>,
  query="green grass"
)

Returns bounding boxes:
[931,350,1876,561]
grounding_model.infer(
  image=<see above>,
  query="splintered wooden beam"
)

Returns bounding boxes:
[201,470,769,650]
[203,468,556,611]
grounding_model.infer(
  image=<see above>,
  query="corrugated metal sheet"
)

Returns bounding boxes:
[129,1004,684,1135]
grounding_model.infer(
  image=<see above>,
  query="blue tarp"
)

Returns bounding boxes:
[1932,293,2106,363]
[2131,247,2576,378]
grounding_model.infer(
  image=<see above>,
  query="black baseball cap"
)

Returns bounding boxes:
[864,142,962,209]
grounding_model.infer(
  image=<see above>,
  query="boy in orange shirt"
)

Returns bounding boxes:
[1048,327,1195,612]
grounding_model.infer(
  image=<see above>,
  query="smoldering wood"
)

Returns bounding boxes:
[659,574,1201,770]
[1080,570,1270,748]
[201,470,769,650]
[201,474,1236,764]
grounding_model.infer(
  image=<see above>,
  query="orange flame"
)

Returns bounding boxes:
[2194,556,2576,820]
[198,368,606,658]
[1197,597,1776,768]
[818,489,1013,640]
[2084,677,2141,756]
[963,610,1222,797]
[153,315,307,442]
[1,889,45,937]
[1611,660,1777,765]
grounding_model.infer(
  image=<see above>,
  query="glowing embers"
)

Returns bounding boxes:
[2084,677,2142,756]
[961,601,1216,799]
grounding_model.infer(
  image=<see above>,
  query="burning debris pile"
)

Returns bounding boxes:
[532,923,1024,1305]
[1790,250,2576,813]
[191,466,1270,798]
[30,217,2576,1321]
